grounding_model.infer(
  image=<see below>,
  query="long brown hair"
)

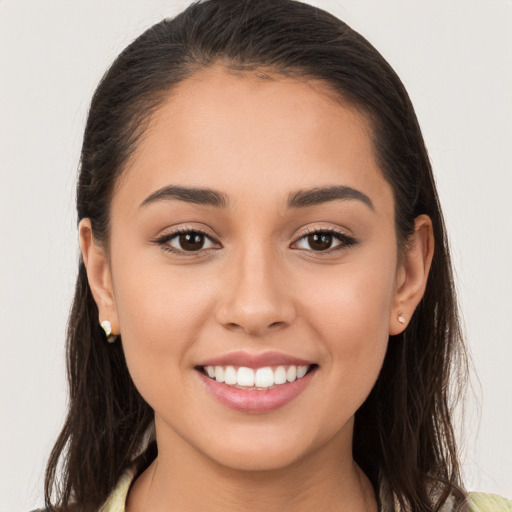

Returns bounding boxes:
[45,1,468,510]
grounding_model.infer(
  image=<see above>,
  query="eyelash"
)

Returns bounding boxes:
[154,227,220,257]
[297,227,358,253]
[153,226,358,257]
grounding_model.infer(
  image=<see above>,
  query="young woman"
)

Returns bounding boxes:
[40,1,511,511]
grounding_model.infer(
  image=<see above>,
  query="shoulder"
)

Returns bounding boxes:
[467,492,512,511]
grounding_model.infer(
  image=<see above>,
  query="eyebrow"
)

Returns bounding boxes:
[140,185,228,208]
[286,185,374,211]
[139,184,374,211]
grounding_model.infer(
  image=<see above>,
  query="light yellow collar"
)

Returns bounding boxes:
[99,466,138,512]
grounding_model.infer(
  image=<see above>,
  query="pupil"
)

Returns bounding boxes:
[309,233,332,251]
[180,232,204,251]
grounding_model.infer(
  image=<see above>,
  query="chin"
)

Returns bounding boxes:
[208,443,307,473]
[195,422,337,473]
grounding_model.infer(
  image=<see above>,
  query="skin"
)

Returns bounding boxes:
[80,65,434,511]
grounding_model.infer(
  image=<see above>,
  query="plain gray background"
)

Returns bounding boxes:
[1,1,511,510]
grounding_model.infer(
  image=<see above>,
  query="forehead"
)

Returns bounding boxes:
[117,65,393,216]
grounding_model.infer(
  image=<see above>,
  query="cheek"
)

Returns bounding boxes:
[299,255,396,341]
[296,254,396,399]
[110,253,216,398]
[112,243,216,335]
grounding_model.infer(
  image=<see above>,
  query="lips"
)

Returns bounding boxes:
[195,351,318,413]
[196,350,314,369]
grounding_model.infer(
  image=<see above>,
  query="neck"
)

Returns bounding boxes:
[127,423,378,512]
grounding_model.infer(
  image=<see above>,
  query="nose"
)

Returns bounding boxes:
[215,245,296,337]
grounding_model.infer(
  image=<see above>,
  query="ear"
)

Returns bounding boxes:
[389,214,434,335]
[79,218,119,336]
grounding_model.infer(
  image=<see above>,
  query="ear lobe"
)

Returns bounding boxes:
[79,219,119,335]
[389,214,434,335]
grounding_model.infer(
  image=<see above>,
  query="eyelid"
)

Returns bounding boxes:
[291,226,358,253]
[153,224,357,256]
[152,226,221,256]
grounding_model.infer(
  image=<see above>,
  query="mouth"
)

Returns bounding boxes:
[196,364,318,391]
[195,362,319,413]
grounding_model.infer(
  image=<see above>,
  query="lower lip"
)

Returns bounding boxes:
[196,367,317,414]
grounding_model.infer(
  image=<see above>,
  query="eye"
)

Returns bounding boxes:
[155,228,219,254]
[293,228,357,252]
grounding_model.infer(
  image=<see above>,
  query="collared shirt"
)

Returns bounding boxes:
[99,466,512,512]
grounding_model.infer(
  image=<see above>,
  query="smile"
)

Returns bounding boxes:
[196,363,318,414]
[200,364,311,390]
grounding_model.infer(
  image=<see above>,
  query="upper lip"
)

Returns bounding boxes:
[196,351,315,369]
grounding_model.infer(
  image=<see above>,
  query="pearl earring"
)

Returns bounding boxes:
[398,314,406,324]
[100,320,117,343]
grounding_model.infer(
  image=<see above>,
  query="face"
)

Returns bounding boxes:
[83,65,424,472]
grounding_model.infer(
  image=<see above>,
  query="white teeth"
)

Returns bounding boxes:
[297,365,308,378]
[286,365,297,382]
[237,367,255,387]
[224,366,237,385]
[214,366,225,383]
[204,364,312,389]
[274,366,287,385]
[255,367,274,388]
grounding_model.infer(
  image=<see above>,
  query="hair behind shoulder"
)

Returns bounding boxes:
[45,1,469,510]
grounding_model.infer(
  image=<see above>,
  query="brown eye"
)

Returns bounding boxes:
[293,229,357,253]
[307,233,333,251]
[157,229,218,254]
[178,232,206,251]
